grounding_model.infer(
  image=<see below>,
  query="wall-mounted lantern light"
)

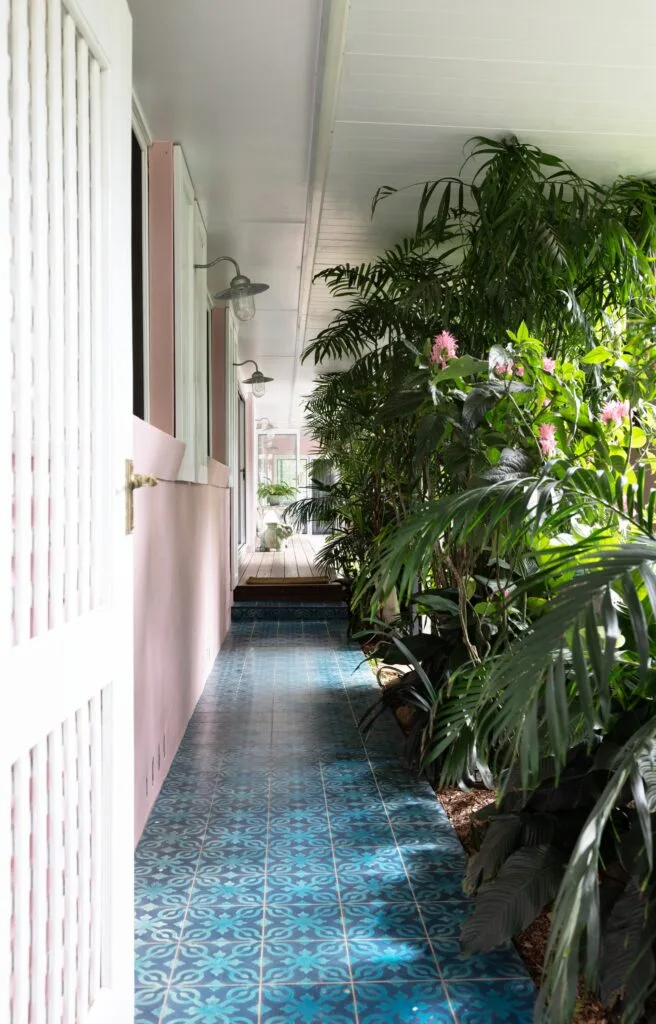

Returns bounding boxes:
[234,360,273,398]
[194,255,269,322]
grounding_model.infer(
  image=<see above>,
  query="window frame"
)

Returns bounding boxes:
[173,144,208,483]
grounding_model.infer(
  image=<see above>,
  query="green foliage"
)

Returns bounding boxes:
[297,136,656,1021]
[257,481,296,502]
[303,135,656,370]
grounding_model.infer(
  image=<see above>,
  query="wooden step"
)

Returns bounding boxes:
[233,582,347,604]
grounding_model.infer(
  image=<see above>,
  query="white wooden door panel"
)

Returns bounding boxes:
[1,0,134,1022]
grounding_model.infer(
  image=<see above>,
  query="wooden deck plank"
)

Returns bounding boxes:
[240,534,333,583]
[247,547,263,581]
[283,542,292,579]
[258,550,274,578]
[238,550,252,585]
[290,539,306,578]
[270,548,285,578]
[305,535,325,577]
[295,536,314,578]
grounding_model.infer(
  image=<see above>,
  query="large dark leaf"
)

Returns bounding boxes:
[376,389,425,424]
[464,815,522,894]
[477,447,534,484]
[379,633,443,665]
[461,845,565,953]
[414,413,446,466]
[599,881,656,1018]
[461,386,501,432]
[413,593,460,616]
[616,822,655,888]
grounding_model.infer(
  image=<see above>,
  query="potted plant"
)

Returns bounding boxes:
[257,482,296,507]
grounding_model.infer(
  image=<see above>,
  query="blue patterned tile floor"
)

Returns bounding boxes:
[135,620,535,1023]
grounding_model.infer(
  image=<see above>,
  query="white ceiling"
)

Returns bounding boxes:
[129,0,324,427]
[301,0,656,408]
[130,0,656,429]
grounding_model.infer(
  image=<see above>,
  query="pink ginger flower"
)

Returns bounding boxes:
[494,360,514,378]
[542,356,556,374]
[601,400,630,426]
[516,365,525,378]
[538,422,557,457]
[430,331,458,370]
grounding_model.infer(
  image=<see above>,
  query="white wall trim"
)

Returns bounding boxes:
[173,144,202,482]
[225,309,240,586]
[131,91,152,150]
[289,0,350,424]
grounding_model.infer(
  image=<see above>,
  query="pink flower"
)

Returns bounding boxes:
[516,366,525,378]
[601,400,630,426]
[494,360,514,378]
[538,422,557,457]
[542,357,556,374]
[430,331,458,370]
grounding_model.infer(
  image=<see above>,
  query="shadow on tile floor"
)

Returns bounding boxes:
[135,620,535,1023]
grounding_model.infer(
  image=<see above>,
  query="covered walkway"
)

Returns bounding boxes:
[135,621,534,1023]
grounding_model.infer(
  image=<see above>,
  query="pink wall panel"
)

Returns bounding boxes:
[133,418,233,842]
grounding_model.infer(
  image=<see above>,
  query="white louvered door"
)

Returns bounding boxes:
[0,0,134,1022]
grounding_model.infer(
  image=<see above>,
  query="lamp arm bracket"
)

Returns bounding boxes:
[233,360,259,372]
[194,255,241,274]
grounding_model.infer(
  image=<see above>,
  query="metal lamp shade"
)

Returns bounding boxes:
[214,274,269,322]
[243,369,273,398]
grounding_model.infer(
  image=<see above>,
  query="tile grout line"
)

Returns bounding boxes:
[155,621,254,1024]
[334,646,461,1024]
[318,760,360,1022]
[255,620,277,1022]
[310,617,360,1022]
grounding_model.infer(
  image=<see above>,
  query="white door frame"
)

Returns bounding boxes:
[1,0,135,1020]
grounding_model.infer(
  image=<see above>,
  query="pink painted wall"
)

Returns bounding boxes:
[133,142,235,844]
[301,437,319,456]
[133,418,232,842]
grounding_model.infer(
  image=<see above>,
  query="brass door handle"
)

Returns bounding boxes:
[125,459,158,534]
[130,472,158,490]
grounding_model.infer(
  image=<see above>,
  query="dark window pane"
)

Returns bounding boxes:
[132,131,145,419]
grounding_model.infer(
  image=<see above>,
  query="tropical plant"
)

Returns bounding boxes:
[363,424,656,1020]
[450,539,656,1024]
[295,133,656,1024]
[257,481,296,505]
[304,136,656,371]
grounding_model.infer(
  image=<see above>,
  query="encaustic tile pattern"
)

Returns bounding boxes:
[135,619,535,1023]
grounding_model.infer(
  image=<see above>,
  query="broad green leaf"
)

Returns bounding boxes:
[581,346,612,365]
[415,594,460,616]
[431,355,489,382]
